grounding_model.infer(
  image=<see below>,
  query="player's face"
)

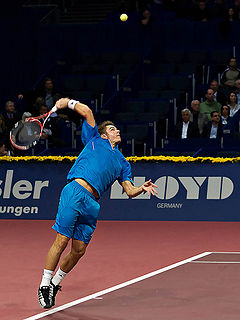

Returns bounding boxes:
[105,125,121,145]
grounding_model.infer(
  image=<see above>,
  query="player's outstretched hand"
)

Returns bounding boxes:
[142,179,158,196]
[55,98,70,110]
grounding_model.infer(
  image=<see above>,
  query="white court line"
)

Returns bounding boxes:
[24,251,211,320]
[210,252,240,254]
[191,261,240,264]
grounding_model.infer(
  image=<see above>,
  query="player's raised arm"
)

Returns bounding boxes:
[121,179,158,198]
[55,98,95,127]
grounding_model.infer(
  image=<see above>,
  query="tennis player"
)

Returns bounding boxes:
[38,98,158,308]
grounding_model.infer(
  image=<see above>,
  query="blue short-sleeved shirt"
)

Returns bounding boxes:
[67,120,133,197]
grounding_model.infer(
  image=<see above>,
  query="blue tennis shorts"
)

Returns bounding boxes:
[52,180,100,244]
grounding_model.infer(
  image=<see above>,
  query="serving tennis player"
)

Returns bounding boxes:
[38,98,158,308]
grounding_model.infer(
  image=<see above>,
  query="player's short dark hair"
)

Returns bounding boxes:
[98,121,115,135]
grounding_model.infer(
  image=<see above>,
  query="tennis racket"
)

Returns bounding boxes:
[10,105,57,150]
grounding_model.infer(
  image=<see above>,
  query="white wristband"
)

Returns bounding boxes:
[68,99,79,110]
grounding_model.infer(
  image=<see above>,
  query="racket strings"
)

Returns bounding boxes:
[10,109,55,150]
[11,121,42,147]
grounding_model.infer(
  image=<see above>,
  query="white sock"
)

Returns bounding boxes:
[40,269,54,287]
[52,267,67,286]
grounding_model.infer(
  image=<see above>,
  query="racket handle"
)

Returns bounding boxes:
[51,105,57,113]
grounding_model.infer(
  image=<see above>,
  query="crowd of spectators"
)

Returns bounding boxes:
[139,0,240,22]
[174,56,240,140]
[2,55,240,156]
[2,1,240,156]
[0,77,77,156]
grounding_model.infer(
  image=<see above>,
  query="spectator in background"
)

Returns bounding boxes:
[219,6,238,38]
[0,101,21,135]
[202,111,223,138]
[221,105,231,125]
[233,0,240,19]
[32,97,46,116]
[211,0,228,19]
[38,104,66,148]
[200,88,222,119]
[192,1,212,22]
[220,57,240,92]
[0,101,21,151]
[36,78,62,111]
[174,108,200,139]
[226,7,238,22]
[227,91,240,116]
[0,114,8,156]
[18,77,62,113]
[139,9,154,33]
[0,141,7,156]
[234,79,240,103]
[38,105,53,141]
[0,113,7,142]
[190,99,209,135]
[209,79,227,105]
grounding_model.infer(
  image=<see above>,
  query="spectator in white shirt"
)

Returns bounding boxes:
[174,108,200,139]
[221,105,231,125]
[227,91,240,117]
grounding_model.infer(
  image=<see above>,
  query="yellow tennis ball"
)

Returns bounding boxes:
[120,13,128,22]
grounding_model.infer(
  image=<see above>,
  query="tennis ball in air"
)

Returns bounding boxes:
[120,13,128,22]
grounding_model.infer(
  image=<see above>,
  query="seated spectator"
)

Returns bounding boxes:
[234,0,240,19]
[200,88,222,119]
[0,114,7,142]
[0,115,7,155]
[0,141,7,156]
[38,104,66,148]
[209,79,227,105]
[211,0,228,19]
[18,77,61,113]
[192,1,212,22]
[37,78,61,110]
[139,9,155,33]
[221,105,231,125]
[174,108,200,139]
[190,99,209,135]
[227,91,240,116]
[202,111,223,138]
[32,97,46,116]
[235,79,240,103]
[220,57,240,92]
[0,142,7,156]
[219,6,239,37]
[38,105,53,141]
[227,7,238,22]
[0,101,21,149]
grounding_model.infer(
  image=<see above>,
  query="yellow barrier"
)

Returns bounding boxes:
[0,155,240,163]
